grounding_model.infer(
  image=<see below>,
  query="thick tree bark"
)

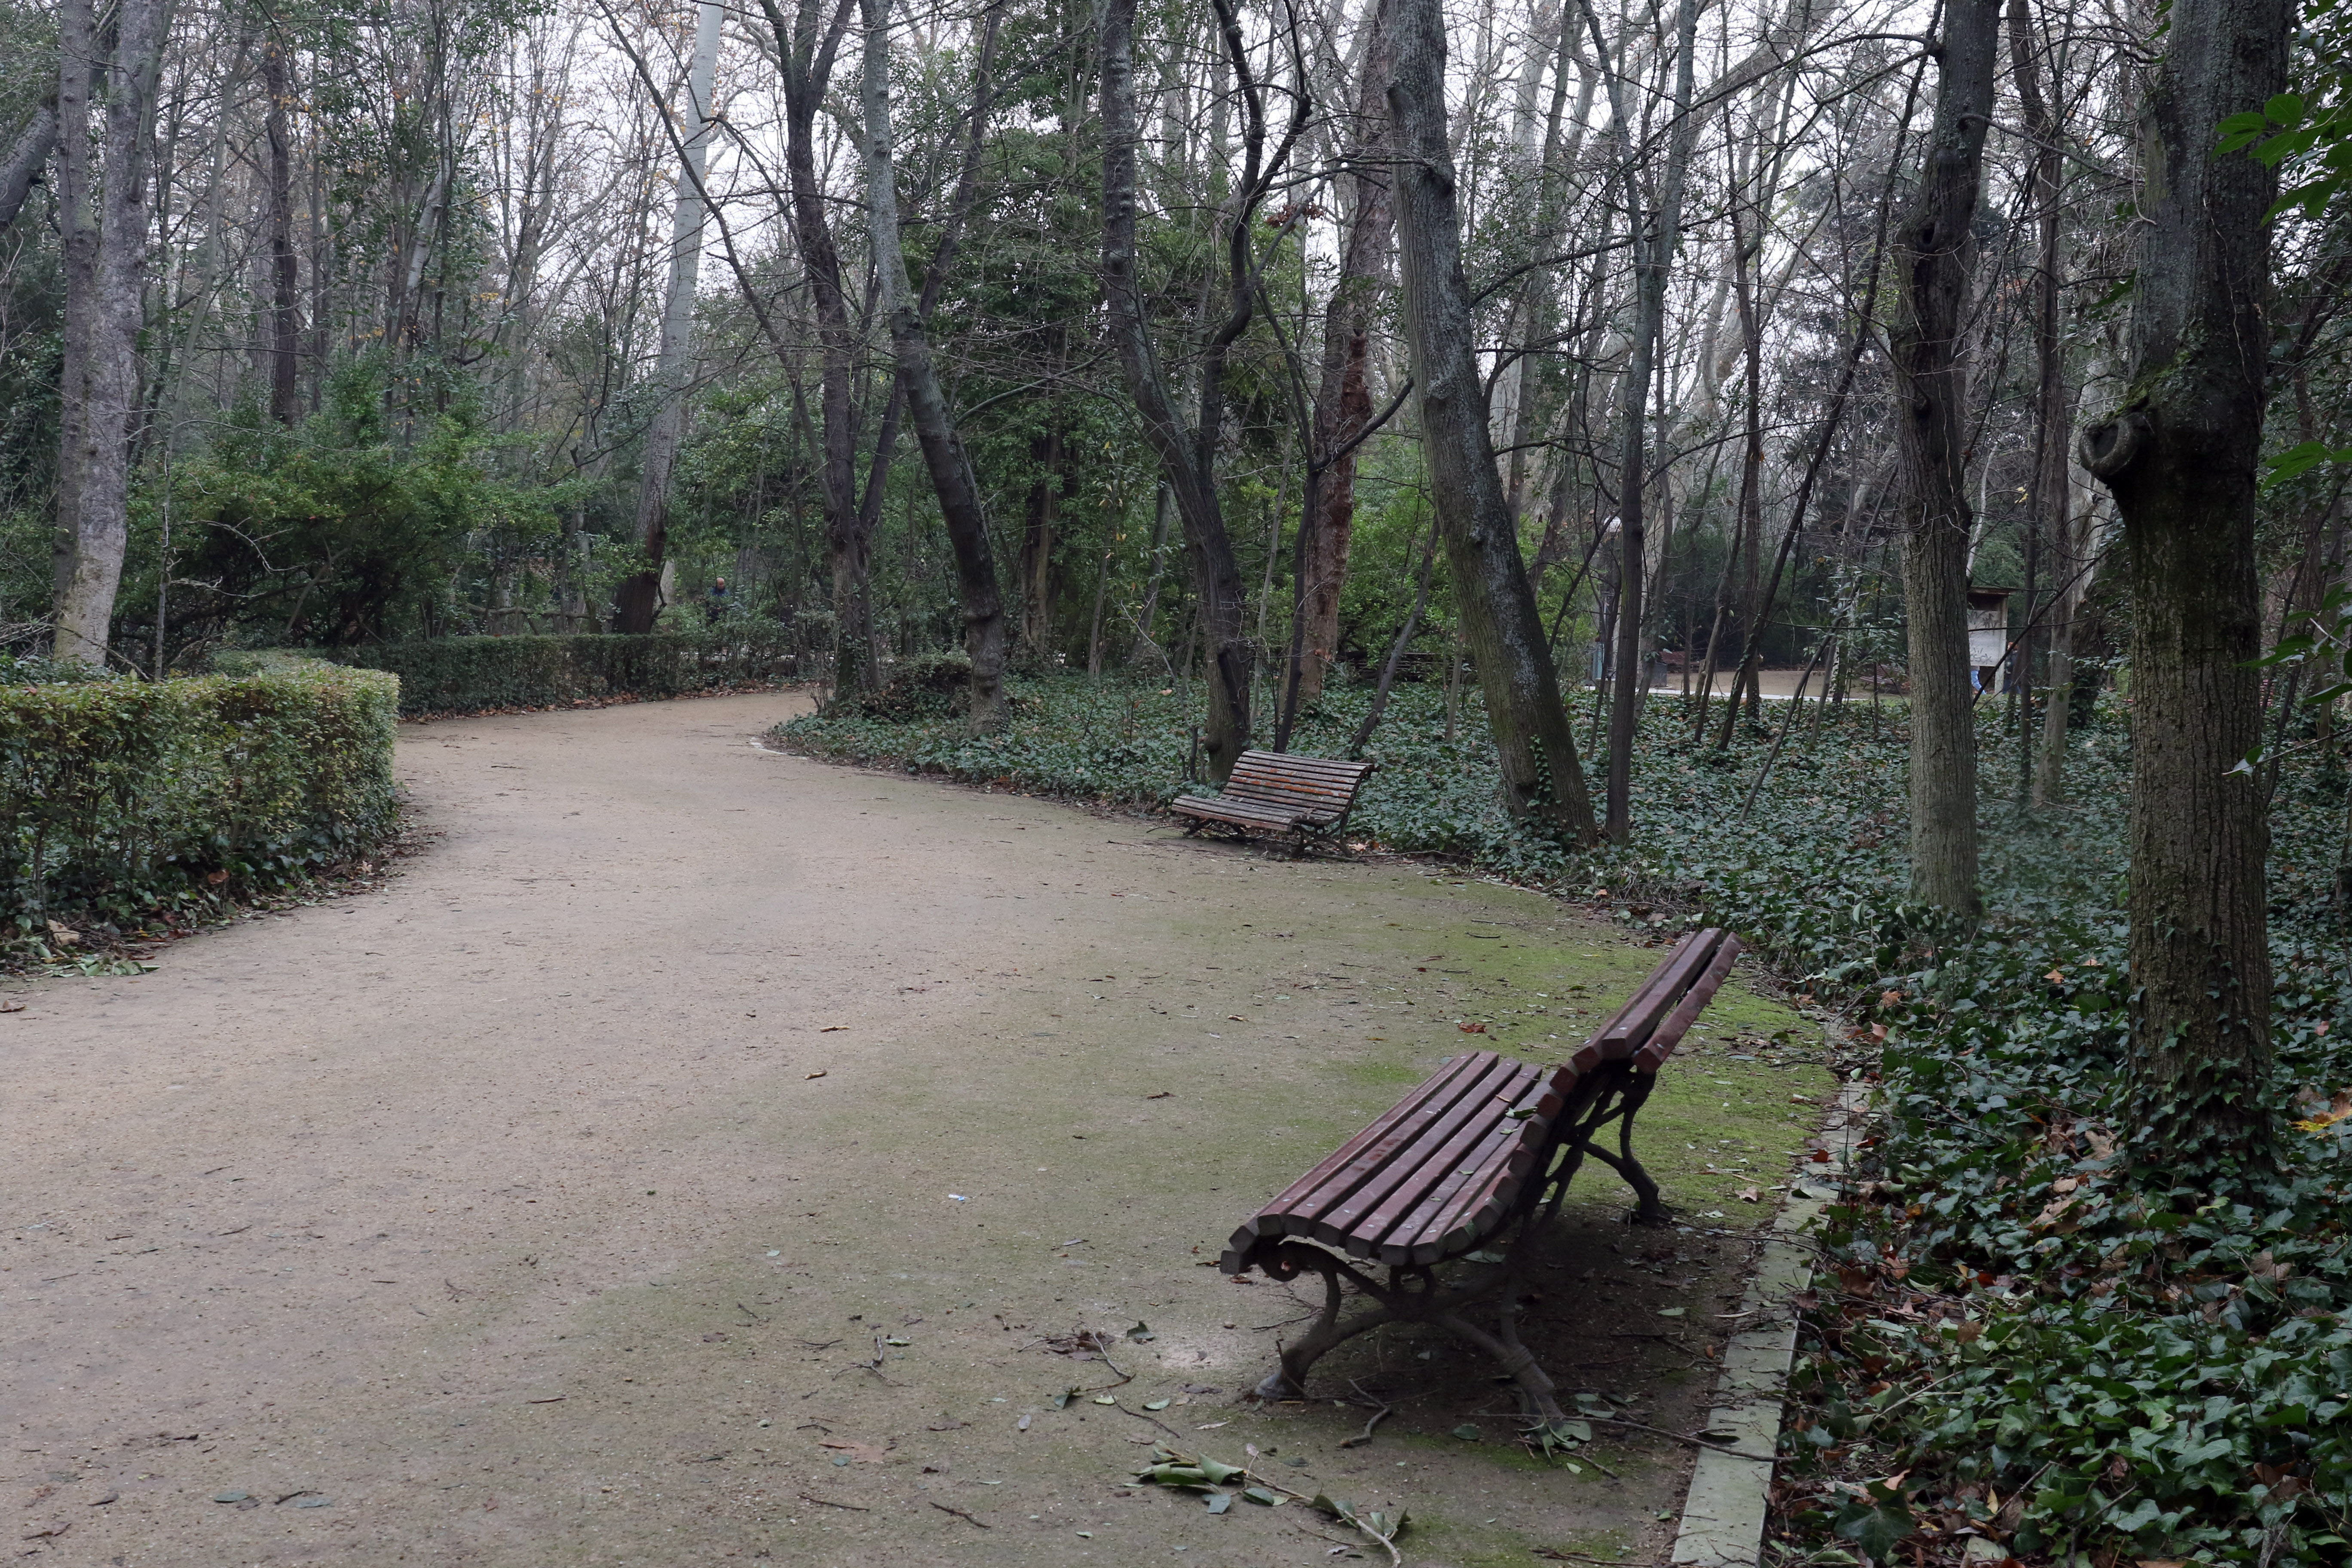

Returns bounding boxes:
[1297,11,1394,707]
[1385,0,1597,841]
[615,0,723,635]
[261,29,301,425]
[861,0,1008,726]
[0,95,57,233]
[1889,0,1998,915]
[52,0,166,668]
[759,0,870,690]
[1098,0,1254,782]
[2082,0,2284,1173]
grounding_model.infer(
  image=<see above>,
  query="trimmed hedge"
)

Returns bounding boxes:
[236,630,802,717]
[0,664,400,943]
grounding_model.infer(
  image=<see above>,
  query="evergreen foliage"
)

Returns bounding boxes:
[0,662,399,951]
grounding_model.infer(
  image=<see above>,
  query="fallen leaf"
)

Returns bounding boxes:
[1458,1022,1488,1034]
[805,1070,828,1080]
[1656,1307,1687,1318]
[1737,1186,1761,1202]
[820,1026,848,1033]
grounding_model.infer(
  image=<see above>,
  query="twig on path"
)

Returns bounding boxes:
[1117,1403,1187,1441]
[929,1498,990,1528]
[736,1302,768,1324]
[1586,1415,1770,1459]
[797,1491,869,1512]
[1338,1381,1392,1449]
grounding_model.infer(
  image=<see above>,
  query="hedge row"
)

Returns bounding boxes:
[226,631,802,717]
[0,664,401,942]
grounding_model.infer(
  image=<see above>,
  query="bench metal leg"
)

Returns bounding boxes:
[1436,1311,1568,1426]
[1252,1244,1392,1399]
[1594,1074,1668,1225]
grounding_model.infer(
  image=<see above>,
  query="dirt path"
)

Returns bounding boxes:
[3,693,1829,1567]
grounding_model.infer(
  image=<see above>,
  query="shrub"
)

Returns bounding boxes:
[0,662,399,948]
[230,628,803,717]
[840,649,973,721]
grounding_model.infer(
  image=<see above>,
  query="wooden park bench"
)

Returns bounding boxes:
[1216,926,1743,1427]
[1169,750,1375,858]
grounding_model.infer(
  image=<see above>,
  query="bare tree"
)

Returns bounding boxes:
[859,0,1008,724]
[1890,0,2000,915]
[612,0,722,635]
[52,0,168,667]
[1386,0,1598,841]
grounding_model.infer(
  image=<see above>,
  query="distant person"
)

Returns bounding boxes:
[707,576,729,625]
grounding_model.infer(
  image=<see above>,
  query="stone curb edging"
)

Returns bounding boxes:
[1668,1078,1873,1568]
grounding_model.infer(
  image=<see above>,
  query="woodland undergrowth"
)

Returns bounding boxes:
[786,672,2352,1565]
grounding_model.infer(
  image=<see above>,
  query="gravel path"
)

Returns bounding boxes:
[3,692,1822,1566]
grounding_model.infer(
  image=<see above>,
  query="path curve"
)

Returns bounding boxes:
[3,693,1819,1566]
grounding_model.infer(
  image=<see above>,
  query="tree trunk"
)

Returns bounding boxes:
[860,0,1009,726]
[1098,0,1254,782]
[1298,10,1395,707]
[2081,0,2284,1174]
[261,29,301,426]
[1593,0,1700,842]
[615,0,723,635]
[2009,0,2066,806]
[759,0,870,690]
[1889,0,1999,915]
[52,0,166,668]
[1020,424,1063,658]
[1129,480,1173,668]
[0,95,57,233]
[1385,0,1597,841]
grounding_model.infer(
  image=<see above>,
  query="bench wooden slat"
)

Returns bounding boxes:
[1333,1058,1541,1255]
[1293,1055,1529,1245]
[1219,1053,1491,1267]
[1634,932,1742,1070]
[1594,931,1724,1059]
[1373,1070,1567,1263]
[1173,797,1300,825]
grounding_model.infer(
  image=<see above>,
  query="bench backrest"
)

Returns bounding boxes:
[1549,926,1742,1089]
[1219,750,1376,818]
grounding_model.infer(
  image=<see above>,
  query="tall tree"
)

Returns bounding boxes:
[52,0,167,667]
[1293,1,1393,710]
[1585,0,1700,842]
[2082,0,2285,1172]
[860,0,1009,724]
[611,0,721,635]
[1098,0,1282,783]
[1890,0,2000,915]
[1385,0,1597,841]
[757,0,870,688]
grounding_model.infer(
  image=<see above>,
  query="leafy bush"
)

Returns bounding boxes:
[236,629,803,717]
[0,662,400,952]
[839,649,975,721]
[788,672,2352,1563]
